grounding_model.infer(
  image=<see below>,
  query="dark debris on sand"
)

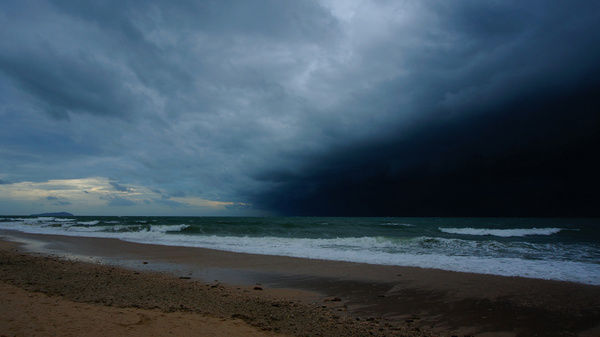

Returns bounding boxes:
[0,249,432,337]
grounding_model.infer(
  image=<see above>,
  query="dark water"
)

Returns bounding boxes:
[1,216,599,285]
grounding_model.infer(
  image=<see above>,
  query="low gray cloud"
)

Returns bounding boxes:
[153,198,185,209]
[224,203,252,211]
[101,195,136,207]
[169,191,186,198]
[109,182,130,192]
[45,195,72,206]
[157,190,186,199]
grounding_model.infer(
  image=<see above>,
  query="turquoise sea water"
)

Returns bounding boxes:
[1,216,599,285]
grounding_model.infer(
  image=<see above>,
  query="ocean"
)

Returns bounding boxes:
[1,216,599,285]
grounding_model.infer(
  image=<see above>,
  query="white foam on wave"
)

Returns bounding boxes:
[120,234,600,286]
[0,219,190,235]
[439,227,563,237]
[148,224,190,233]
[65,226,107,233]
[77,221,100,226]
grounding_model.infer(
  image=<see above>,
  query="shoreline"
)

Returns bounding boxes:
[0,238,418,337]
[2,230,600,336]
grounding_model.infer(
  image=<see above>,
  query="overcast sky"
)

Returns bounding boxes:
[1,0,599,216]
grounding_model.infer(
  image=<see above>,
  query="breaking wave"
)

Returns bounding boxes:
[439,227,563,237]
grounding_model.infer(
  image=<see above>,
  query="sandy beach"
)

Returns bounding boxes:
[0,281,283,337]
[2,230,600,337]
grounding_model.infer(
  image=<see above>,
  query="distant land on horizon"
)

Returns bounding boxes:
[30,212,74,217]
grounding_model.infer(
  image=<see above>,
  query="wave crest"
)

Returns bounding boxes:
[439,227,563,237]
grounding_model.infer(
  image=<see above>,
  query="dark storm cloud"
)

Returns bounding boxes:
[0,47,136,120]
[49,0,195,98]
[0,1,177,121]
[3,0,337,121]
[250,91,600,216]
[248,1,600,216]
[1,0,599,216]
[0,0,340,194]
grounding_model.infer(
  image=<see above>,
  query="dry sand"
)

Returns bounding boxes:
[0,282,282,337]
[2,230,600,337]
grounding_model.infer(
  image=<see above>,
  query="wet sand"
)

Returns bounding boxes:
[2,230,600,336]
